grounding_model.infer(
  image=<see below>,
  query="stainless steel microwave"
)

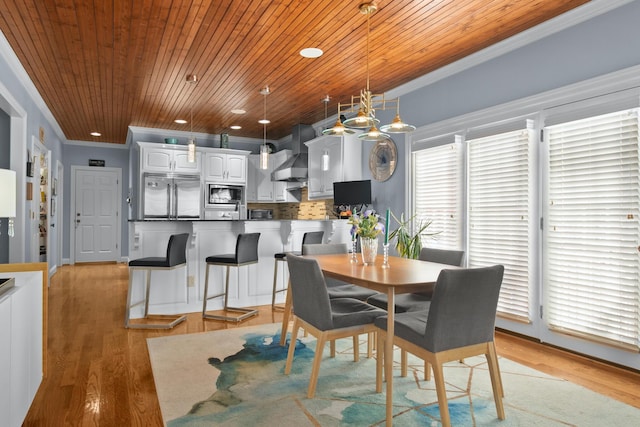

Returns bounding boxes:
[206,184,243,206]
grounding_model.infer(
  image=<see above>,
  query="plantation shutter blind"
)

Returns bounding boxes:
[545,108,640,350]
[468,129,533,322]
[413,142,461,249]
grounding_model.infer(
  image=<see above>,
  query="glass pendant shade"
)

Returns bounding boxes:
[321,151,330,171]
[380,113,417,133]
[260,144,269,170]
[358,124,390,141]
[259,86,270,170]
[343,109,379,129]
[187,138,196,163]
[322,117,356,135]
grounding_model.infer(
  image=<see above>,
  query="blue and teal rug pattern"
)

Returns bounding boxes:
[147,323,639,426]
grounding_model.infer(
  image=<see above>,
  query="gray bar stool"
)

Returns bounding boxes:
[125,233,189,329]
[202,233,261,322]
[271,231,324,310]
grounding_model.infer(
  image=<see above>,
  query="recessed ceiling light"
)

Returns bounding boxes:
[90,132,101,137]
[174,119,188,124]
[230,125,242,130]
[258,119,270,124]
[300,47,323,58]
[231,109,246,114]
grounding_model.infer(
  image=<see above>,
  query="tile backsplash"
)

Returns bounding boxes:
[248,187,338,220]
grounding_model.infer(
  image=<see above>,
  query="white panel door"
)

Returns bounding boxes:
[74,168,120,263]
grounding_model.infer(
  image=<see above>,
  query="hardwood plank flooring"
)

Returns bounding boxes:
[24,263,640,425]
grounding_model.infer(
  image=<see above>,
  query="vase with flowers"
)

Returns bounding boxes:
[348,209,385,265]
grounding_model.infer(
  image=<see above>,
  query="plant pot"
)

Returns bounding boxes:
[360,236,378,266]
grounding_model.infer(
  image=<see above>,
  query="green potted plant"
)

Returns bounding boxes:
[388,212,438,259]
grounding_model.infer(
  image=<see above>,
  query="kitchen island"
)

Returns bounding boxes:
[127,219,351,319]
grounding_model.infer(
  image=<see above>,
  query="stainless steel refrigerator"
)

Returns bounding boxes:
[143,173,201,220]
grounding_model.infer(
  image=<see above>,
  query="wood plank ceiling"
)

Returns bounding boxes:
[0,0,590,145]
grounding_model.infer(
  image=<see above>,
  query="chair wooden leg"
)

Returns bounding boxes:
[376,332,384,393]
[308,333,327,398]
[330,340,336,358]
[424,361,431,381]
[353,335,360,362]
[367,332,373,358]
[487,343,505,419]
[284,317,301,375]
[279,280,292,346]
[431,356,451,427]
[401,349,408,377]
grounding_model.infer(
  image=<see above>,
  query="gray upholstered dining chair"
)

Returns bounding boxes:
[367,247,465,313]
[284,255,386,398]
[300,242,379,357]
[302,243,379,301]
[375,265,505,427]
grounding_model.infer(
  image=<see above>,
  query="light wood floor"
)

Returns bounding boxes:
[24,263,640,425]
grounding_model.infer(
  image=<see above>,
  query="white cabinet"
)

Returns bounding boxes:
[247,150,299,203]
[140,143,202,174]
[306,134,362,200]
[0,272,43,427]
[204,151,248,184]
[247,155,275,202]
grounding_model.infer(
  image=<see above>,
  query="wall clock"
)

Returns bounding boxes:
[369,137,397,181]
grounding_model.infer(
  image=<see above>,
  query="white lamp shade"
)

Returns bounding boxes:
[0,168,16,218]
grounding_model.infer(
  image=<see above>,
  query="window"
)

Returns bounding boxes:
[544,108,640,350]
[413,142,462,249]
[468,128,534,322]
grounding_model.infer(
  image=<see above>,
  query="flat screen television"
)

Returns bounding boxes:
[333,180,372,207]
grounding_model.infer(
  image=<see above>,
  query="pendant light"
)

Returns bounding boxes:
[186,74,198,163]
[323,1,414,139]
[259,86,271,170]
[379,98,416,133]
[321,95,331,170]
[322,102,355,136]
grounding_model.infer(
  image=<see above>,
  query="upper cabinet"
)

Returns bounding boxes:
[140,142,202,174]
[247,150,299,203]
[204,151,248,184]
[306,134,362,200]
[247,154,274,202]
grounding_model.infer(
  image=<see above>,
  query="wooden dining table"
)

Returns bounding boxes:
[279,252,457,426]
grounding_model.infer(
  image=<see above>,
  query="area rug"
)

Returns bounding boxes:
[147,323,639,426]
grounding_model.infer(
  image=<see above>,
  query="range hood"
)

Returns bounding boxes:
[271,124,316,182]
